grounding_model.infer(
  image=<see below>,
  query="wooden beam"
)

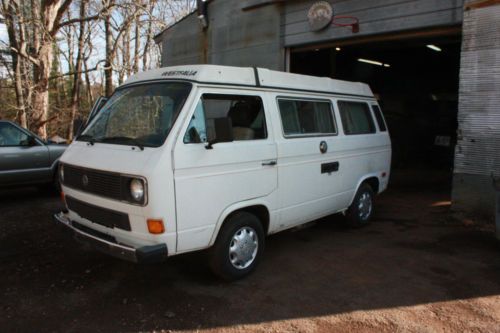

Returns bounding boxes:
[290,26,462,53]
[465,0,500,10]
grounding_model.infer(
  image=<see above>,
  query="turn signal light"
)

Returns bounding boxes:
[60,191,66,204]
[147,219,165,234]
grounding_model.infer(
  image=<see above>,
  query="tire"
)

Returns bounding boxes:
[209,212,265,281]
[345,183,375,228]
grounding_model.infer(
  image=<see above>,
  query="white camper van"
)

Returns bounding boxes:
[54,65,391,280]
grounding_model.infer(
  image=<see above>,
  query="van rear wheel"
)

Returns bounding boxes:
[346,183,374,227]
[209,212,265,281]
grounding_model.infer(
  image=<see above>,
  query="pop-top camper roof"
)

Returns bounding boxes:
[123,65,374,98]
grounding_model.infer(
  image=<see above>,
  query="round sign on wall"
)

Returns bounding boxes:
[308,1,334,32]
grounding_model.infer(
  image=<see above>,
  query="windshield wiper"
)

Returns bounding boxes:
[96,136,145,151]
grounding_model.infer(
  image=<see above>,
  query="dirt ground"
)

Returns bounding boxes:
[1,179,500,333]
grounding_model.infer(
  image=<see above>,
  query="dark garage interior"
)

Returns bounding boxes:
[290,33,462,188]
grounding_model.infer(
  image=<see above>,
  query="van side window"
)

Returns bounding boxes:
[371,105,387,132]
[184,94,267,143]
[277,99,336,136]
[338,101,376,135]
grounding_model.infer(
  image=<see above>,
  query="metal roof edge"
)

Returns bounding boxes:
[153,0,215,44]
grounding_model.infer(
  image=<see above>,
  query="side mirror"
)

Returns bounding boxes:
[205,117,234,149]
[21,136,37,147]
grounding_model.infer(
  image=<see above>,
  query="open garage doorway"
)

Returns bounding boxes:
[290,32,461,189]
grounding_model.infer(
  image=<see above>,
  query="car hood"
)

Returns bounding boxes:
[60,141,158,176]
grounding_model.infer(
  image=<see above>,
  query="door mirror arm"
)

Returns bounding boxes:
[205,141,215,150]
[205,139,220,150]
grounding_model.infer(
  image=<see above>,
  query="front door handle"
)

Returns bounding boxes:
[262,160,277,166]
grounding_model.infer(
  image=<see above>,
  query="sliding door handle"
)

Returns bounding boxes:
[262,160,277,166]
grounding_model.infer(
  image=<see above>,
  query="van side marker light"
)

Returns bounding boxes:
[147,219,165,234]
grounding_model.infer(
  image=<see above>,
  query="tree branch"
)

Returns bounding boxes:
[52,0,74,33]
[48,59,106,80]
[10,47,40,66]
[56,13,101,31]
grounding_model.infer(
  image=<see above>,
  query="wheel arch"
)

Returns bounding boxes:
[349,174,381,206]
[209,201,271,247]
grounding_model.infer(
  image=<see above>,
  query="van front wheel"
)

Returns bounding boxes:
[346,183,374,227]
[209,212,265,281]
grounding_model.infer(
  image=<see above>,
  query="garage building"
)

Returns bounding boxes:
[154,0,500,219]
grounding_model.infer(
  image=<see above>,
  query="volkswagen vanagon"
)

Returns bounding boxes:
[54,65,391,280]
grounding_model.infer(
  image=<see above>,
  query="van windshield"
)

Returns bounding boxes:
[78,82,192,148]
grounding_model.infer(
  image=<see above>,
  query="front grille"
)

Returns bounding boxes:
[66,196,131,231]
[63,164,123,201]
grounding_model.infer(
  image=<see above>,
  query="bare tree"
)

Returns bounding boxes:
[0,0,196,138]
[67,0,87,140]
[1,0,104,138]
[1,0,28,127]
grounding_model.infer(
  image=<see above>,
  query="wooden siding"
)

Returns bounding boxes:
[283,0,464,47]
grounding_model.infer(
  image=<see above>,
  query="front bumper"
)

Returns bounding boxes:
[53,212,168,263]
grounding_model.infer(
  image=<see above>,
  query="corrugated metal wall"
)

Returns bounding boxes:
[159,0,284,70]
[283,0,464,47]
[452,2,500,218]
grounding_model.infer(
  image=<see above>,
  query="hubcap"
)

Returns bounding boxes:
[358,192,373,221]
[228,227,259,270]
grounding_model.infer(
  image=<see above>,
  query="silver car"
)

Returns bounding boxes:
[0,120,66,188]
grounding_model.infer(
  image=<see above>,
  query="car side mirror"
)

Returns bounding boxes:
[21,136,37,147]
[205,117,234,150]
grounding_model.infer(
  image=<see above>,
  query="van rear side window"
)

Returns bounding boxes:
[371,105,387,132]
[277,99,336,137]
[338,101,376,135]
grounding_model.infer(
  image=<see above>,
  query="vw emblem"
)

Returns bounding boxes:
[82,174,89,187]
[319,141,328,154]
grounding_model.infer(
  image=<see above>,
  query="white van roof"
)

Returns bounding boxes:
[123,65,374,98]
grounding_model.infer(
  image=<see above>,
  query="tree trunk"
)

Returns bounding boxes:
[133,15,140,73]
[14,58,27,127]
[31,42,52,138]
[83,58,94,107]
[143,0,157,71]
[104,2,114,97]
[2,0,27,127]
[68,0,87,140]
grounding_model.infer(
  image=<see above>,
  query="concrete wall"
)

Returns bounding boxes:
[157,0,284,70]
[452,2,500,219]
[283,0,464,47]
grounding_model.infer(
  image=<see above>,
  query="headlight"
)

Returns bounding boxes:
[59,164,64,182]
[130,178,144,202]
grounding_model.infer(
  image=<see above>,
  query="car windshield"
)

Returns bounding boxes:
[78,82,192,147]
